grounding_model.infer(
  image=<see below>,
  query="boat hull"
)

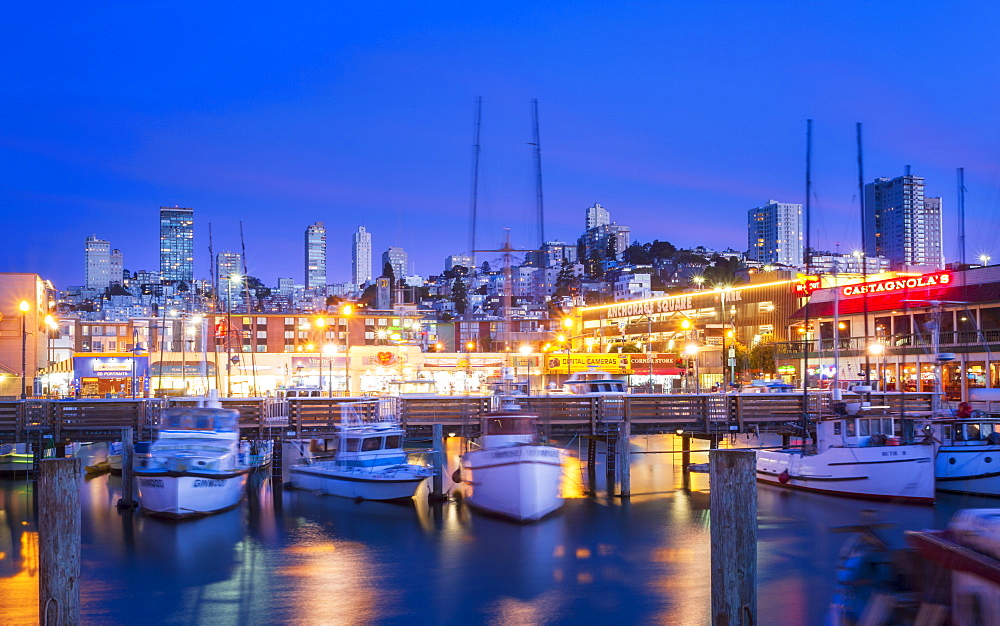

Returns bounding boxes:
[935,445,1000,497]
[461,445,564,522]
[135,470,250,518]
[289,463,430,500]
[756,445,935,503]
[0,444,33,474]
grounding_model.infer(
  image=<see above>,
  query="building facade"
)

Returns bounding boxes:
[586,203,611,230]
[864,173,944,270]
[159,206,194,282]
[382,246,408,281]
[304,221,327,290]
[216,252,243,309]
[747,200,803,268]
[352,226,372,289]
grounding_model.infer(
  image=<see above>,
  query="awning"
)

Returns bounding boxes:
[36,357,73,376]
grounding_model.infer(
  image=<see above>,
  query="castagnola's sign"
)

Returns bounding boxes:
[841,271,951,297]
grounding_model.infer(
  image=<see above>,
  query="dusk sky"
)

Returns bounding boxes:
[4,2,1000,289]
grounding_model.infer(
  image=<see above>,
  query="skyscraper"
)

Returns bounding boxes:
[864,173,944,269]
[159,206,194,282]
[747,200,803,268]
[382,246,408,281]
[304,221,327,290]
[352,226,372,288]
[216,251,243,309]
[109,248,124,285]
[586,203,610,230]
[84,235,111,289]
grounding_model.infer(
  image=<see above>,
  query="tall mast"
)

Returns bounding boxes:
[958,167,966,267]
[239,221,258,395]
[532,98,545,248]
[469,96,482,267]
[802,120,812,429]
[857,123,871,390]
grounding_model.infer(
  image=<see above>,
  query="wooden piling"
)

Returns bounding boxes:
[619,420,631,498]
[430,424,446,501]
[710,449,757,626]
[118,427,136,509]
[38,458,81,625]
[587,437,597,494]
[681,434,691,469]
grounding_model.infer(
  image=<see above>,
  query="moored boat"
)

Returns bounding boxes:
[921,403,1000,497]
[0,443,32,475]
[756,402,936,503]
[288,400,433,501]
[135,407,250,518]
[560,368,627,395]
[459,400,565,522]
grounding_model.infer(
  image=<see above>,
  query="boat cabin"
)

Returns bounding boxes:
[932,418,1000,446]
[816,405,900,452]
[479,412,539,447]
[562,369,627,395]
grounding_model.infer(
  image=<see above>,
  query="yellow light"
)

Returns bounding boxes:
[18,300,29,313]
[557,334,566,343]
[838,322,846,330]
[680,319,692,330]
[323,344,337,356]
[563,318,574,329]
[685,343,698,355]
[342,304,353,316]
[44,315,58,329]
[868,343,884,355]
[315,317,326,327]
[306,343,315,351]
[726,329,734,338]
[519,345,531,354]
[466,342,475,351]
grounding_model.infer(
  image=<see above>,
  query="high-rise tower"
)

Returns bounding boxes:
[352,226,372,289]
[159,206,194,282]
[84,235,111,289]
[216,251,243,309]
[747,200,803,268]
[864,172,944,269]
[585,203,610,230]
[304,221,327,290]
[382,246,408,282]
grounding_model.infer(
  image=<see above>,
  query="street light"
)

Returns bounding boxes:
[342,304,353,396]
[519,344,532,395]
[19,300,29,399]
[868,342,886,391]
[685,342,700,393]
[980,253,991,267]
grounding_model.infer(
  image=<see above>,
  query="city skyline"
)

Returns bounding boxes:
[4,3,1000,288]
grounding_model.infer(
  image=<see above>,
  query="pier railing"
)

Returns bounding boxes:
[0,392,939,444]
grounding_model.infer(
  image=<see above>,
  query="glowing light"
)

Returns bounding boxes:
[18,301,29,313]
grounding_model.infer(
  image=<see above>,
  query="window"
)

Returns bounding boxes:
[846,420,856,437]
[834,422,841,435]
[967,424,982,440]
[859,419,870,436]
[257,331,267,339]
[882,418,893,435]
[344,438,361,452]
[385,435,402,449]
[257,317,267,325]
[362,437,382,452]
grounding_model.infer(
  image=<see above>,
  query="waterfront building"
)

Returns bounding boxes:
[84,235,112,289]
[0,273,56,397]
[382,246,408,282]
[864,172,944,270]
[159,206,194,282]
[352,226,372,289]
[304,221,327,290]
[747,200,803,268]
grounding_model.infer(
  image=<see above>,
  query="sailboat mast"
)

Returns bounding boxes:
[802,120,812,427]
[857,123,871,391]
[469,96,482,267]
[532,98,545,248]
[239,221,258,395]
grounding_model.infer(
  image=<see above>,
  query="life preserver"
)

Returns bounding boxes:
[778,469,790,484]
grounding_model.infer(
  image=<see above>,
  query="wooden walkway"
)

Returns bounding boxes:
[0,392,937,444]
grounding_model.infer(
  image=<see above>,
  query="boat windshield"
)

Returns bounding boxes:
[361,437,382,452]
[483,415,537,435]
[385,435,402,449]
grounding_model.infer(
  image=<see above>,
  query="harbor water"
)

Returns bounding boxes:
[0,435,991,625]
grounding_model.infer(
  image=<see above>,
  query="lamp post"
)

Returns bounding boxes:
[323,344,336,397]
[685,342,700,394]
[869,342,886,392]
[519,344,532,395]
[342,304,353,396]
[562,318,574,379]
[19,300,29,400]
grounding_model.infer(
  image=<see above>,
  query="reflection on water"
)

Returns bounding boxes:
[4,435,999,624]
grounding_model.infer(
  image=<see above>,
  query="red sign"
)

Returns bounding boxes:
[842,271,952,297]
[793,274,821,296]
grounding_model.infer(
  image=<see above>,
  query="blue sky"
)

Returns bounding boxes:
[4,1,1000,288]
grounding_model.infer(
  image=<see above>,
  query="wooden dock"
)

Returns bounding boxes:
[0,392,936,445]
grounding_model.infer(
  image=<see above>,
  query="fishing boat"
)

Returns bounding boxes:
[288,400,433,501]
[134,406,251,518]
[755,401,936,503]
[0,443,32,474]
[458,398,565,522]
[561,368,627,395]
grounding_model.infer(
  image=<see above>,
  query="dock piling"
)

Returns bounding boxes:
[430,423,446,501]
[117,427,137,510]
[709,449,757,626]
[38,458,81,625]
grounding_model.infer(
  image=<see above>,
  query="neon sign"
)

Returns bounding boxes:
[842,271,951,297]
[793,274,821,295]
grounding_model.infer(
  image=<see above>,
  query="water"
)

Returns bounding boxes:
[1,437,995,625]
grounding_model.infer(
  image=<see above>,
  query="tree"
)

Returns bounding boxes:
[245,276,272,299]
[555,261,580,298]
[623,242,651,265]
[480,261,491,274]
[452,277,469,314]
[382,262,395,283]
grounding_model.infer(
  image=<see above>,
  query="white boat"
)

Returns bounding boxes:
[459,400,565,522]
[920,408,1000,497]
[755,402,936,503]
[134,407,251,518]
[0,443,32,474]
[288,400,433,501]
[561,368,627,395]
